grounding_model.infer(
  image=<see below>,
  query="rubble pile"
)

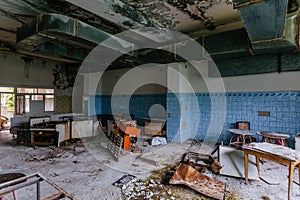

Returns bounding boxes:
[120,165,212,200]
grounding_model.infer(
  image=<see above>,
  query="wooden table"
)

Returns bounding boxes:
[257,131,290,146]
[228,129,255,148]
[244,142,300,200]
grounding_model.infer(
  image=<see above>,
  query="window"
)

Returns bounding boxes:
[0,87,14,93]
[31,95,43,101]
[38,88,54,94]
[25,95,30,113]
[45,95,54,112]
[16,87,55,113]
[17,88,37,93]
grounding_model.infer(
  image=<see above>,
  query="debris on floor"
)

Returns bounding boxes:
[151,136,167,146]
[113,174,137,188]
[138,143,187,166]
[169,163,225,200]
[1,130,300,199]
[119,164,214,200]
[181,152,223,174]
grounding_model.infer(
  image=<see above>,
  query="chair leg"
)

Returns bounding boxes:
[13,190,18,200]
[229,134,234,147]
[236,135,240,148]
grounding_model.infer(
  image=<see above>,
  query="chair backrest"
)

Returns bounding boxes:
[236,121,250,130]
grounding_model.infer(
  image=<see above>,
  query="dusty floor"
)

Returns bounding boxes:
[0,129,300,200]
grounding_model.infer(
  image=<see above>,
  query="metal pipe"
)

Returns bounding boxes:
[38,174,74,199]
[0,177,41,195]
[0,174,40,189]
[37,181,40,200]
[297,16,300,49]
[0,173,73,200]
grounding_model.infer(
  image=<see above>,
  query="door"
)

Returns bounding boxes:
[15,94,25,115]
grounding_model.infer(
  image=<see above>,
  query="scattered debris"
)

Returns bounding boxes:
[138,144,187,166]
[181,152,223,174]
[24,142,86,162]
[131,146,143,153]
[119,164,213,199]
[151,136,167,146]
[262,196,271,200]
[113,174,137,188]
[169,163,225,200]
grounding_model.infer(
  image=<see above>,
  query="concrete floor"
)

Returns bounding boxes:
[0,130,300,199]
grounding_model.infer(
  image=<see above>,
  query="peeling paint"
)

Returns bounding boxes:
[116,0,226,31]
[112,3,154,27]
[167,0,222,30]
[118,0,179,28]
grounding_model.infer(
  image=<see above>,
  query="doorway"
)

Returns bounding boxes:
[0,87,15,129]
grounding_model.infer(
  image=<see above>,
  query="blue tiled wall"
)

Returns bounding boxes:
[129,94,166,122]
[167,91,300,148]
[92,94,166,125]
[297,93,300,133]
[93,91,300,148]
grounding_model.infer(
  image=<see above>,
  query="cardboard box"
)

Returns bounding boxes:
[118,121,140,136]
[144,122,163,135]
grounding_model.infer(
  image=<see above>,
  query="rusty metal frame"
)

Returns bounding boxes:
[251,37,285,44]
[233,0,267,9]
[0,173,74,200]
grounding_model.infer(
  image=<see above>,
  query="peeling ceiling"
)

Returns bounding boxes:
[0,0,299,65]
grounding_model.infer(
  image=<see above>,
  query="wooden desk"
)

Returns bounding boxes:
[244,142,300,200]
[30,128,59,147]
[228,129,255,148]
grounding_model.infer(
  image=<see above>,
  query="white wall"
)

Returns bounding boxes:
[176,61,300,93]
[222,71,300,92]
[83,64,168,95]
[81,60,300,96]
[0,54,56,87]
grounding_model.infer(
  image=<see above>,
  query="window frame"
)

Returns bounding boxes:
[16,87,55,113]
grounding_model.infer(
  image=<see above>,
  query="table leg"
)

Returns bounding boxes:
[256,156,260,177]
[298,164,300,190]
[236,135,240,149]
[244,151,249,184]
[242,135,246,146]
[288,163,296,200]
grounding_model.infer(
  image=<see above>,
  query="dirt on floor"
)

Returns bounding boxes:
[0,130,300,200]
